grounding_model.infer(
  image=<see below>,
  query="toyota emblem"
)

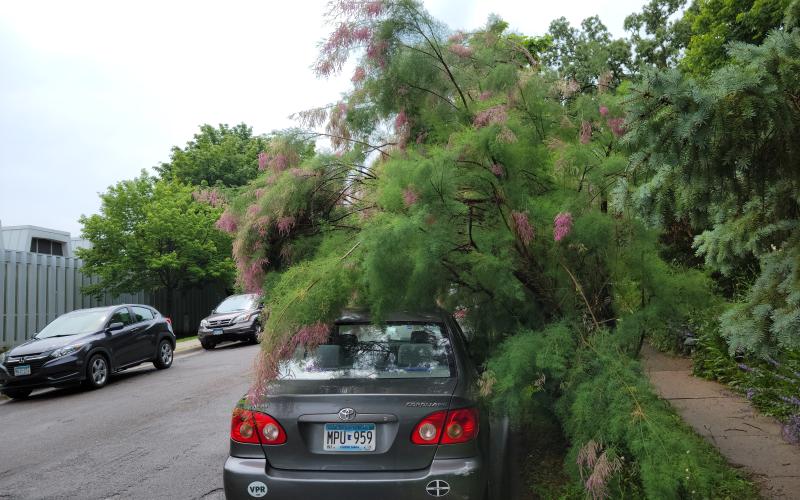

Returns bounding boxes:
[426,480,450,497]
[338,407,356,421]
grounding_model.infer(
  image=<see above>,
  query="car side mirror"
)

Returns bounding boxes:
[106,322,124,333]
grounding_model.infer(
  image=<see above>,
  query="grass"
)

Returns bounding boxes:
[176,335,198,343]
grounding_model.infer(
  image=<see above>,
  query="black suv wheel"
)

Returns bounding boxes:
[154,340,173,369]
[85,354,109,389]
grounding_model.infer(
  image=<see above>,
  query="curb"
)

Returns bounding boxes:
[175,339,204,356]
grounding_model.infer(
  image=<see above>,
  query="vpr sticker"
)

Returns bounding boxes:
[247,481,268,497]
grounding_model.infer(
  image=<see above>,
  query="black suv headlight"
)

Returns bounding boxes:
[51,342,88,359]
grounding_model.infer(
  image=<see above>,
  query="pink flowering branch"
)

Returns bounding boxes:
[553,212,573,242]
[403,188,419,207]
[511,211,534,246]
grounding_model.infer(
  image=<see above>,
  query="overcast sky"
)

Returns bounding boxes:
[0,0,646,237]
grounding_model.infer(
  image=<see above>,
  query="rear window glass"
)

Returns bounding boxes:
[279,323,455,380]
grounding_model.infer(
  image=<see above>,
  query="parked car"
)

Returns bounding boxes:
[198,294,264,350]
[0,304,175,400]
[222,310,510,500]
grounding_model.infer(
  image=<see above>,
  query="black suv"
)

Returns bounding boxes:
[198,294,264,350]
[0,305,176,399]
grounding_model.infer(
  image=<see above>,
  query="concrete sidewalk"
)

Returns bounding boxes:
[175,337,202,354]
[641,344,800,499]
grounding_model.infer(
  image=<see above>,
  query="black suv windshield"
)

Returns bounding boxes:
[35,310,109,339]
[280,322,455,380]
[215,295,258,314]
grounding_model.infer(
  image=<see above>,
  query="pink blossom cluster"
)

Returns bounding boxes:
[606,117,625,138]
[490,163,505,177]
[580,121,592,144]
[241,257,269,294]
[256,216,271,237]
[478,90,493,101]
[403,188,418,207]
[448,32,465,44]
[192,189,223,207]
[453,307,468,319]
[364,1,383,16]
[351,66,366,82]
[247,204,260,217]
[353,26,371,41]
[258,151,268,171]
[511,211,534,246]
[473,105,508,128]
[496,127,517,144]
[394,110,408,130]
[276,215,296,236]
[577,440,622,500]
[366,38,388,67]
[215,209,238,234]
[599,105,609,117]
[556,79,580,98]
[254,188,266,199]
[448,44,473,58]
[553,212,573,242]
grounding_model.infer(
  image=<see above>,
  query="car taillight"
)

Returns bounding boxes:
[165,317,173,332]
[440,407,479,444]
[231,409,287,445]
[411,408,479,445]
[411,410,447,444]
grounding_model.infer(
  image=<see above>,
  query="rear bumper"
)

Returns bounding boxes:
[223,455,485,499]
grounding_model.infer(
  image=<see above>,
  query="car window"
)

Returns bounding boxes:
[215,294,259,313]
[109,308,133,326]
[280,322,455,380]
[131,306,154,323]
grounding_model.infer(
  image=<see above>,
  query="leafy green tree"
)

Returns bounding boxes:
[680,0,793,74]
[156,123,269,187]
[543,16,632,88]
[627,27,800,354]
[78,174,235,315]
[217,2,755,495]
[624,0,691,70]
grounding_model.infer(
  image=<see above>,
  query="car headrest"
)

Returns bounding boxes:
[313,344,341,370]
[397,344,434,368]
[410,330,434,344]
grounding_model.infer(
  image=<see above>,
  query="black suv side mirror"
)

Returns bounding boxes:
[106,322,124,333]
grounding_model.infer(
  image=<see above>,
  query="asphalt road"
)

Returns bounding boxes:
[0,342,259,500]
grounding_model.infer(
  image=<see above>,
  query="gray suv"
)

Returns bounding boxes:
[198,294,264,350]
[222,310,509,499]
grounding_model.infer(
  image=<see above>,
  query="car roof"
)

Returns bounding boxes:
[335,309,451,324]
[65,304,157,314]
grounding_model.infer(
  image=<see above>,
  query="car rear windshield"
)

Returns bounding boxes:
[280,322,456,380]
[215,295,258,314]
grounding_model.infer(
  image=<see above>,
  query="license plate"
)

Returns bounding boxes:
[323,423,376,452]
[14,365,31,377]
[213,328,224,335]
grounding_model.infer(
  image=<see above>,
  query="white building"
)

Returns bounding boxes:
[0,222,76,258]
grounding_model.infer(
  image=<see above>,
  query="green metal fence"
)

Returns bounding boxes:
[0,250,228,348]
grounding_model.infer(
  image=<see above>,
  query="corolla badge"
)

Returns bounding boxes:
[338,407,356,421]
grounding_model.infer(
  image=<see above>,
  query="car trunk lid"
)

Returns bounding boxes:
[252,378,457,471]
